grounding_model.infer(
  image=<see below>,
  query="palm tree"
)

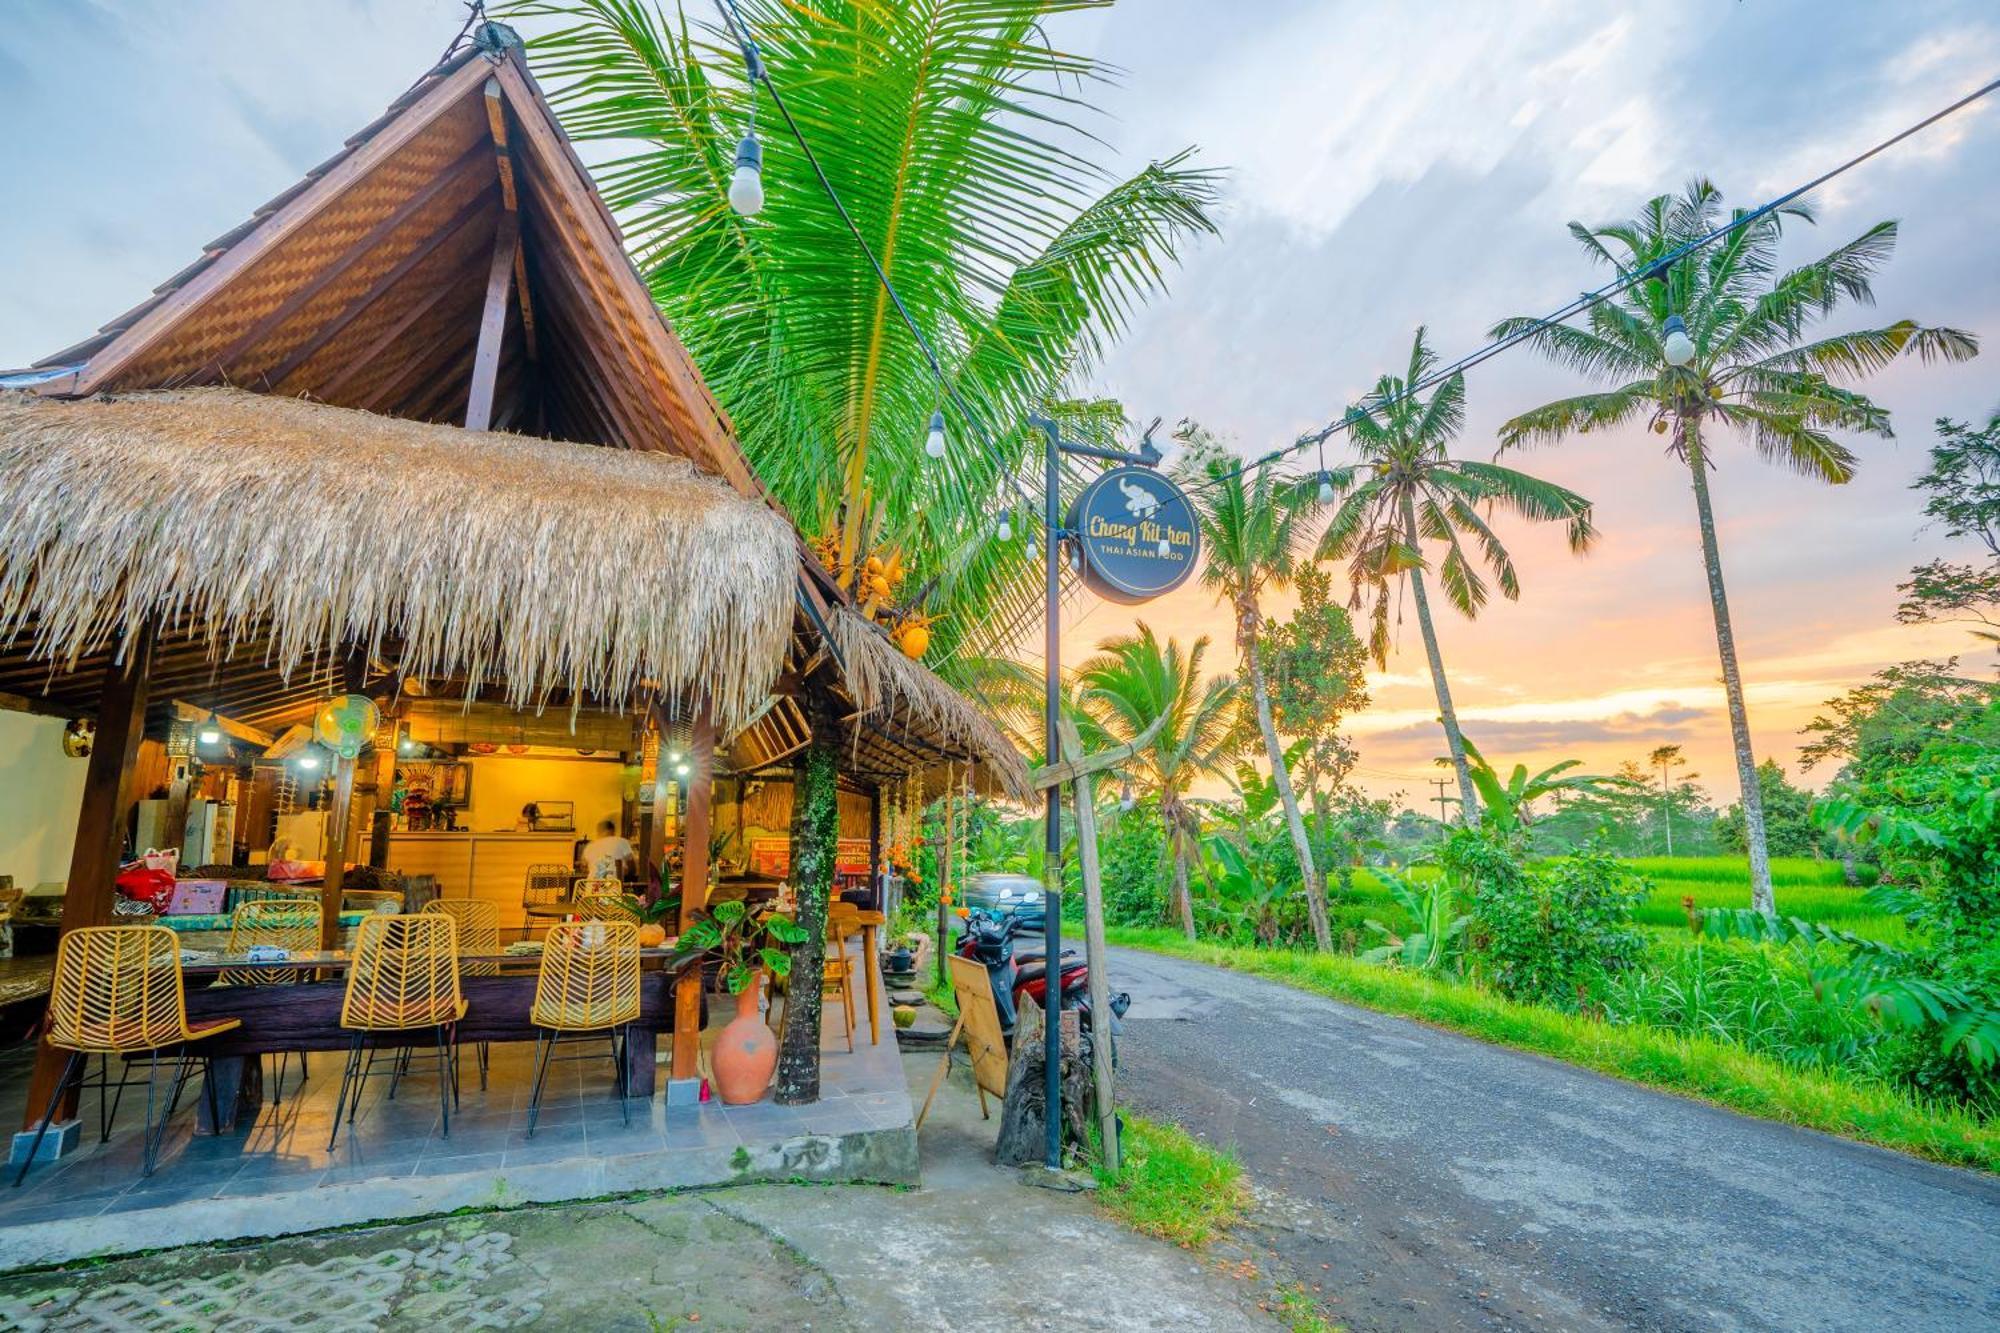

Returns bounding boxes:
[1648,743,1692,856]
[1319,328,1597,824]
[1078,625,1244,938]
[514,0,1220,663]
[1177,424,1333,951]
[1493,180,1978,913]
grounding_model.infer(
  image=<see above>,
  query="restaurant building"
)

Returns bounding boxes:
[0,22,1024,1265]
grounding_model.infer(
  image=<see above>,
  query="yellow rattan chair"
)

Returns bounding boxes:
[573,877,623,901]
[15,925,241,1184]
[572,895,641,926]
[525,921,643,1135]
[423,898,500,1090]
[328,914,467,1148]
[223,898,322,1107]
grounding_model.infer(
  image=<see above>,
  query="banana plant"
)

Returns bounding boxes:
[1359,870,1469,973]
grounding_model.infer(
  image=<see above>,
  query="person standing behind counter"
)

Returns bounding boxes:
[580,819,635,881]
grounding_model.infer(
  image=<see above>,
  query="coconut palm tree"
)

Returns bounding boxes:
[1078,625,1244,938]
[1319,327,1597,824]
[513,0,1220,664]
[1492,180,1978,913]
[1176,424,1334,951]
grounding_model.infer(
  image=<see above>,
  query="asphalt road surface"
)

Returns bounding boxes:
[1107,946,2000,1333]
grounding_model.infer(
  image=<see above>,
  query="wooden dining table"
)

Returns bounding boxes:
[180,947,703,1132]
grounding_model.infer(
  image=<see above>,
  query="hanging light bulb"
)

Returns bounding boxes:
[674,761,692,778]
[996,513,1013,542]
[1025,533,1038,564]
[397,724,416,755]
[197,712,223,747]
[1317,471,1335,505]
[729,132,765,216]
[1156,536,1172,558]
[924,409,946,460]
[296,748,322,772]
[1067,542,1081,574]
[1662,314,1695,368]
[1118,781,1135,812]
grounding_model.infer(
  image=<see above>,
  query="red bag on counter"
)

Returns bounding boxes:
[114,847,180,911]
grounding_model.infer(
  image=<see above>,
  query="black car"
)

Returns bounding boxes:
[952,871,1046,937]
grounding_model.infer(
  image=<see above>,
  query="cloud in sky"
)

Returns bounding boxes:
[2,1,1997,811]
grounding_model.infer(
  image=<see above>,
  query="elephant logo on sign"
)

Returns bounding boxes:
[1118,476,1160,520]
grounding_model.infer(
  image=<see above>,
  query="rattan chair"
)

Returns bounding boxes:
[423,899,500,1089]
[526,921,642,1135]
[523,863,575,931]
[572,895,641,926]
[328,914,467,1149]
[15,925,242,1184]
[573,877,623,901]
[223,898,322,1106]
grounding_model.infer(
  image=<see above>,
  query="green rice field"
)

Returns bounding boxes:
[1340,855,1903,943]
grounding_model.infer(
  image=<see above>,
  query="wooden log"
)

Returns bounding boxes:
[1060,716,1121,1175]
[463,212,520,432]
[994,1002,1089,1168]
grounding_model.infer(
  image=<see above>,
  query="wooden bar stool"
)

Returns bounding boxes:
[526,921,642,1136]
[15,925,241,1184]
[328,914,466,1149]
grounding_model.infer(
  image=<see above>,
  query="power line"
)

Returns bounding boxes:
[1179,70,2000,503]
[711,0,1044,526]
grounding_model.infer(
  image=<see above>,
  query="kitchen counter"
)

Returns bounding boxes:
[385,830,579,929]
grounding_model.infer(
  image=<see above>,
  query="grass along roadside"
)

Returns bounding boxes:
[1104,927,2000,1174]
[1092,1114,1248,1248]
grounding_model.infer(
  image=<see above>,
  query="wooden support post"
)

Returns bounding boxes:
[463,211,519,432]
[318,757,357,950]
[22,624,155,1130]
[637,726,664,888]
[867,785,883,913]
[1060,717,1121,1175]
[671,702,715,1081]
[366,724,398,869]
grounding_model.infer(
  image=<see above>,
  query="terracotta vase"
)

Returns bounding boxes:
[711,974,777,1105]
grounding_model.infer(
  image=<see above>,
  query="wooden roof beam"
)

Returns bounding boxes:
[483,77,539,367]
[464,211,520,432]
[169,700,275,748]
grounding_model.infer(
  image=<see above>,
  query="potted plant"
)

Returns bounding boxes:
[679,900,809,1103]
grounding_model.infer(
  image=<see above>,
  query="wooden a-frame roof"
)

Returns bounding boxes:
[12,25,763,500]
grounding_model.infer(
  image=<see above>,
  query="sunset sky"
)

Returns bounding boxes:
[3,1,1996,812]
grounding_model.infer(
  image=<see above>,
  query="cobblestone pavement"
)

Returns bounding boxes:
[0,1054,1280,1332]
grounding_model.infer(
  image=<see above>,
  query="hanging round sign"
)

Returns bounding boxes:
[1065,465,1200,604]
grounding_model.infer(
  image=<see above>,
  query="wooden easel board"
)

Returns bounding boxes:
[947,953,1010,1100]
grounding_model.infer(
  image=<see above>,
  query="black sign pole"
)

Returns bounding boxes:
[1039,420,1063,1172]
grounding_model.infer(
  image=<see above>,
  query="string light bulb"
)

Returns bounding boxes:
[1156,536,1171,558]
[1662,314,1695,367]
[1067,543,1081,574]
[924,409,946,460]
[996,514,1012,543]
[1317,471,1335,505]
[729,133,765,216]
[1025,533,1037,564]
[197,713,223,747]
[1118,782,1135,812]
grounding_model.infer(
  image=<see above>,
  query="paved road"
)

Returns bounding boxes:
[1108,946,2000,1333]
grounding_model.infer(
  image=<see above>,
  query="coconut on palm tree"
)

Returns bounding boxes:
[1078,625,1244,938]
[1176,422,1334,951]
[1319,328,1597,824]
[1492,180,1978,913]
[513,0,1220,665]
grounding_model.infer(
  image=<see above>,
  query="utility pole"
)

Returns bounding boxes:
[1430,777,1452,825]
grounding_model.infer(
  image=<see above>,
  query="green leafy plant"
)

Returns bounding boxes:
[1469,844,1646,1007]
[1359,869,1468,973]
[1459,736,1638,841]
[679,899,810,995]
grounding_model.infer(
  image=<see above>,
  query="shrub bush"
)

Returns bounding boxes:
[1468,843,1646,1008]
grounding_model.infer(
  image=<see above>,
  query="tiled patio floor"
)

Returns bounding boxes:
[0,974,914,1270]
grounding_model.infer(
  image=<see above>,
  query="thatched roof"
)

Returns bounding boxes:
[828,605,1031,800]
[0,388,795,730]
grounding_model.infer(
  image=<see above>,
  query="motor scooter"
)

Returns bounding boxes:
[953,910,1129,1049]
